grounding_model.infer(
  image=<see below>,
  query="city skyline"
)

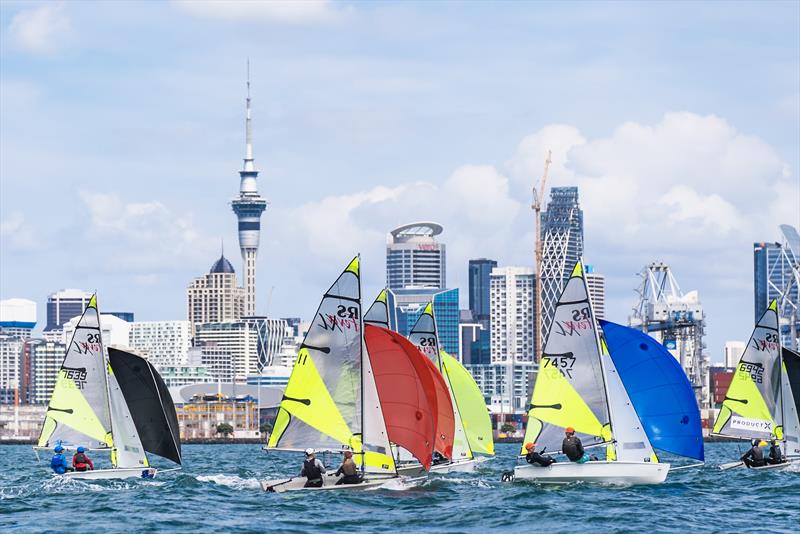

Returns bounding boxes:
[1,1,798,361]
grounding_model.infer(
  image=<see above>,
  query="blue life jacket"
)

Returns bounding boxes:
[50,453,67,474]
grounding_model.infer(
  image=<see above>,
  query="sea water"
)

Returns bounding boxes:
[1,442,798,533]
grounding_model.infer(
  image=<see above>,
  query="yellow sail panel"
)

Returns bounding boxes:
[712,364,774,434]
[38,371,112,447]
[270,348,356,448]
[353,449,396,472]
[441,352,494,456]
[529,355,604,437]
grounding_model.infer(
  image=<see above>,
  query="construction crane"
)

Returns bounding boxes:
[532,150,552,362]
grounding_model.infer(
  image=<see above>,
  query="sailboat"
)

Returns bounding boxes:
[405,302,493,474]
[513,261,670,485]
[260,257,401,492]
[713,300,800,470]
[600,320,705,469]
[35,295,182,480]
[364,291,456,476]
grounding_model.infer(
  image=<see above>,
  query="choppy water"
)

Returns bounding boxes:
[1,442,798,533]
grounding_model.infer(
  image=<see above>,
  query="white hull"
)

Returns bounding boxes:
[61,467,157,480]
[513,461,669,485]
[260,473,396,493]
[719,458,799,471]
[397,456,491,476]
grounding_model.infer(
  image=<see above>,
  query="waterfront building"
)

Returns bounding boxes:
[394,287,459,355]
[710,366,734,407]
[244,316,286,372]
[585,265,606,320]
[490,266,535,364]
[459,310,491,365]
[230,75,268,317]
[468,258,497,325]
[193,321,259,380]
[0,336,24,403]
[187,345,235,383]
[175,395,259,439]
[246,366,292,388]
[539,187,584,342]
[275,319,310,367]
[108,311,135,322]
[186,254,245,332]
[45,289,92,333]
[386,222,446,290]
[62,313,131,348]
[464,362,536,414]
[30,341,65,404]
[723,341,746,369]
[0,404,46,440]
[129,320,191,367]
[0,299,36,337]
[754,225,800,348]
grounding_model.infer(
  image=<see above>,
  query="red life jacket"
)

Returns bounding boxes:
[73,452,89,469]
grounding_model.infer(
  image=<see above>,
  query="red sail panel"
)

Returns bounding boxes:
[422,356,455,458]
[365,324,436,470]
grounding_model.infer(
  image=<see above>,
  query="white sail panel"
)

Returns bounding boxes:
[779,359,800,456]
[38,296,113,449]
[107,367,148,468]
[601,338,656,463]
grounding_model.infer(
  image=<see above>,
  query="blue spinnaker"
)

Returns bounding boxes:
[600,320,704,461]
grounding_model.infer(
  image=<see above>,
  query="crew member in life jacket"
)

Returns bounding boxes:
[766,440,785,465]
[334,450,362,485]
[300,448,326,488]
[72,446,94,472]
[562,427,590,463]
[741,439,766,468]
[525,442,556,467]
[50,445,73,474]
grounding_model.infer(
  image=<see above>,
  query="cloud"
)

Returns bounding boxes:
[6,3,73,55]
[173,0,343,24]
[0,212,40,250]
[79,191,210,275]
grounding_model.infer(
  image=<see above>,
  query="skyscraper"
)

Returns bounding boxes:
[540,187,584,343]
[0,299,36,337]
[723,341,745,369]
[231,71,268,317]
[754,225,799,348]
[44,289,92,333]
[468,258,497,324]
[490,266,535,364]
[394,287,459,355]
[585,265,606,320]
[186,254,245,332]
[386,222,446,290]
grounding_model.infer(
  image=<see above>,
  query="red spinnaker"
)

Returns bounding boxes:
[365,324,437,470]
[421,356,455,458]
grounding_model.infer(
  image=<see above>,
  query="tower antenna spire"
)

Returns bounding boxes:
[244,58,254,170]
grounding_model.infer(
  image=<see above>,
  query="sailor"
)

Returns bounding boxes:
[300,448,326,488]
[334,450,362,485]
[562,427,589,463]
[432,451,448,465]
[740,439,766,468]
[72,446,94,472]
[524,442,556,467]
[50,445,73,474]
[767,440,785,465]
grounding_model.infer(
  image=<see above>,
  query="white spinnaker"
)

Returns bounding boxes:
[780,363,800,456]
[601,342,656,462]
[107,368,148,468]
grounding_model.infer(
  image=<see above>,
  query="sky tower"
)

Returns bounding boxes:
[231,65,268,317]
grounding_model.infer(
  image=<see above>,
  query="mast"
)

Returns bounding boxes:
[357,253,366,473]
[95,295,117,466]
[584,259,616,458]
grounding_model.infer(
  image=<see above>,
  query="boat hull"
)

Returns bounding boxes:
[513,461,669,485]
[720,458,799,471]
[397,456,491,476]
[260,473,396,493]
[61,467,157,480]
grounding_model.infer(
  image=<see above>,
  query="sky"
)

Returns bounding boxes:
[1,0,798,362]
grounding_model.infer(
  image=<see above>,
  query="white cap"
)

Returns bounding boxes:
[305,448,315,455]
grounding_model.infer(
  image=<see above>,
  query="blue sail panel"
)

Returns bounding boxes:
[600,320,704,461]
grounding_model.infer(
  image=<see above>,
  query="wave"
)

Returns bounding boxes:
[196,473,262,490]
